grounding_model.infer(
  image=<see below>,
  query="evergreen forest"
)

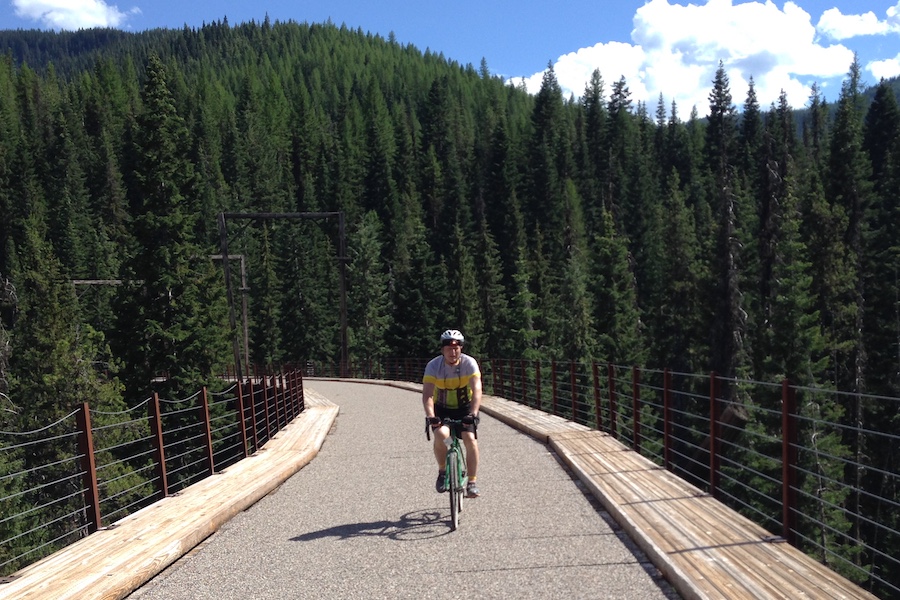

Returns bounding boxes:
[0,19,899,593]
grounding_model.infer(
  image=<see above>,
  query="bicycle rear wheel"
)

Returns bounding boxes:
[448,448,460,530]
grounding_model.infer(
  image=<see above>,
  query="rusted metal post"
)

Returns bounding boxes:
[551,360,558,416]
[287,371,297,419]
[782,380,798,545]
[570,361,578,422]
[510,359,515,401]
[247,378,259,453]
[592,361,602,431]
[632,366,641,453]
[664,369,672,471]
[297,369,306,413]
[236,380,249,458]
[608,364,618,436]
[148,392,169,498]
[76,403,102,534]
[709,372,719,498]
[520,360,527,406]
[534,360,542,411]
[281,372,291,422]
[274,371,284,429]
[288,371,298,419]
[200,387,215,475]
[263,375,273,441]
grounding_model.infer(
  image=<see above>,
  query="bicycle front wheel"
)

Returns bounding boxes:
[448,448,460,530]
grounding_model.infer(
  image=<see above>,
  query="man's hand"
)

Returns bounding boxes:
[427,416,442,429]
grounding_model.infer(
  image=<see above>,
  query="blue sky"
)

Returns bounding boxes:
[2,0,899,116]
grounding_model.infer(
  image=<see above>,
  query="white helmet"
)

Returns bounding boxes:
[440,329,465,346]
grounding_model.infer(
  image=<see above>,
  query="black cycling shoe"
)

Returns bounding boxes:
[435,470,447,493]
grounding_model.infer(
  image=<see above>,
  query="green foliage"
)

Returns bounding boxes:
[0,22,899,589]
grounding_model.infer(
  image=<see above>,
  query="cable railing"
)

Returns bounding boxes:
[309,357,900,599]
[0,368,305,577]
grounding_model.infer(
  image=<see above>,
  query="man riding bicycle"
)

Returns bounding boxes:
[422,329,482,498]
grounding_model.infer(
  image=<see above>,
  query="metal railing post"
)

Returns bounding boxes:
[534,360,542,411]
[664,368,672,471]
[782,380,798,545]
[76,402,102,534]
[632,366,641,453]
[517,360,524,406]
[200,387,215,475]
[148,392,169,498]
[709,372,719,498]
[236,380,249,458]
[260,374,271,441]
[551,360,558,415]
[607,364,618,436]
[248,377,259,453]
[570,360,578,423]
[592,361,602,431]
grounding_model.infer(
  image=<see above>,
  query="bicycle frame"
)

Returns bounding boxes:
[427,417,474,530]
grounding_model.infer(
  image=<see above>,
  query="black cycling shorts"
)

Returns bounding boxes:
[435,406,479,434]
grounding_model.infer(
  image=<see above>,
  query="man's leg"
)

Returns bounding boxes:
[432,425,450,492]
[462,432,480,497]
[433,426,450,466]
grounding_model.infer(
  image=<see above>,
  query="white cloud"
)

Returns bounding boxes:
[817,2,900,40]
[513,0,859,118]
[817,8,891,39]
[869,54,900,80]
[12,0,140,30]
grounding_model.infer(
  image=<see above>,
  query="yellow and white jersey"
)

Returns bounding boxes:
[423,354,481,410]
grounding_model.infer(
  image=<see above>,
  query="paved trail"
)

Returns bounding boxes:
[129,380,679,600]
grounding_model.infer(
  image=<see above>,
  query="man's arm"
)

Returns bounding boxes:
[469,375,482,416]
[422,382,436,418]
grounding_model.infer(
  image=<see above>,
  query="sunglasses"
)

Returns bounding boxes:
[441,340,463,348]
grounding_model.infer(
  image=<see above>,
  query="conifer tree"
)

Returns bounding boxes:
[472,215,508,359]
[347,211,390,366]
[861,80,900,397]
[826,57,872,394]
[590,205,644,366]
[705,62,750,383]
[111,54,229,400]
[642,169,704,372]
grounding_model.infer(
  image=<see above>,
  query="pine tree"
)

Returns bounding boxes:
[861,80,900,397]
[705,62,750,383]
[826,57,872,394]
[643,169,704,372]
[111,54,229,400]
[347,211,390,367]
[589,205,644,366]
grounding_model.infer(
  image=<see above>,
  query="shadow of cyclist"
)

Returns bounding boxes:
[289,509,454,542]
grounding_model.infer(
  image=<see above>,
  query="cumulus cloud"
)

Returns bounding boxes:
[513,0,862,118]
[817,2,900,40]
[869,54,900,80]
[12,0,140,30]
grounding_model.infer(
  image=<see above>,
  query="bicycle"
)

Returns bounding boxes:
[426,416,477,530]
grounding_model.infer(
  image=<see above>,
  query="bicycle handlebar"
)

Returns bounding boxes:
[425,415,478,441]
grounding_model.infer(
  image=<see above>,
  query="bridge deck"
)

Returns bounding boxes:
[482,394,877,600]
[0,381,878,600]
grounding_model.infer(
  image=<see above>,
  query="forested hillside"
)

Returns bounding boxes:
[1,19,899,592]
[0,18,898,414]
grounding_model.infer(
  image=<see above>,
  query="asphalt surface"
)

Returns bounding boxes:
[128,380,680,600]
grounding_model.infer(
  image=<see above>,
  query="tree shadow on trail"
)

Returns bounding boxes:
[290,509,451,542]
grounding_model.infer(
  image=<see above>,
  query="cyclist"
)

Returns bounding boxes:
[422,329,482,498]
